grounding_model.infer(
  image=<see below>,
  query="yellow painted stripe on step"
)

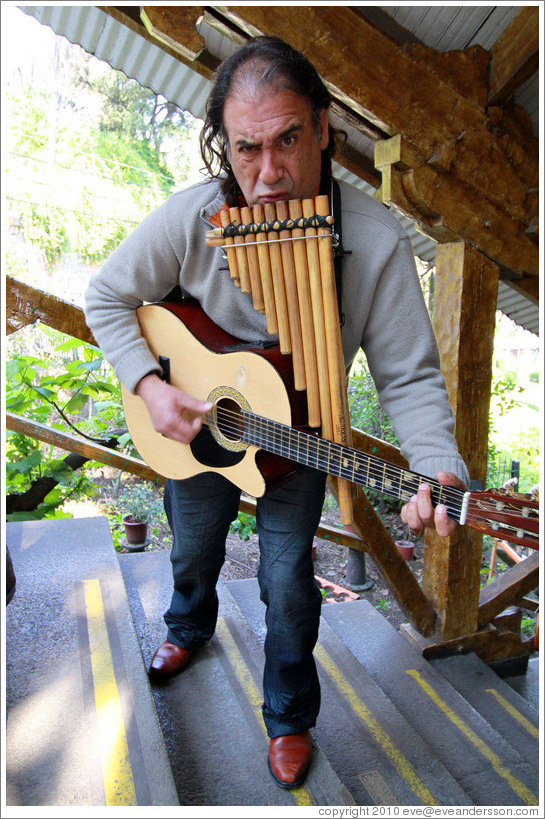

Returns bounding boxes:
[485,688,539,739]
[315,644,438,805]
[406,669,538,806]
[84,579,137,806]
[215,618,314,806]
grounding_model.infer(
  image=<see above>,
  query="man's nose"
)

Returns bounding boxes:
[259,150,282,185]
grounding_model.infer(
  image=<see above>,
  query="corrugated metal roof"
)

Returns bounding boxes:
[18,4,539,335]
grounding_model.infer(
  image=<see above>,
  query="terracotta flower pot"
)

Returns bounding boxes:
[122,514,148,545]
[395,540,414,561]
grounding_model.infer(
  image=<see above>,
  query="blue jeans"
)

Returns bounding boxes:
[163,465,327,738]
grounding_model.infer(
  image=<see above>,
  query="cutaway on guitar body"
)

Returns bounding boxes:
[121,300,304,494]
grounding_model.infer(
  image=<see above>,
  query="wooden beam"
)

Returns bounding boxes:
[400,622,533,663]
[488,7,539,106]
[6,276,96,344]
[6,412,163,484]
[101,6,212,79]
[379,160,537,280]
[216,7,537,212]
[140,5,206,64]
[478,552,540,627]
[422,243,499,640]
[330,482,436,637]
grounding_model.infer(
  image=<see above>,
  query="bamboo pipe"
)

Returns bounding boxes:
[220,208,239,287]
[241,205,265,313]
[276,200,306,391]
[264,202,291,354]
[302,197,333,440]
[228,206,251,294]
[252,203,278,334]
[315,194,353,524]
[288,198,321,426]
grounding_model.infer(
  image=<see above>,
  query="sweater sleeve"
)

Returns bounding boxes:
[360,235,469,486]
[85,196,185,393]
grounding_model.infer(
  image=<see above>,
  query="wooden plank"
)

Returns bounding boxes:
[421,243,499,640]
[400,622,533,663]
[140,5,207,64]
[6,412,163,484]
[6,276,96,344]
[478,552,540,627]
[351,426,408,469]
[488,7,539,106]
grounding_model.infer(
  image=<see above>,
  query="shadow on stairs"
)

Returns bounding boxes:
[4,517,540,809]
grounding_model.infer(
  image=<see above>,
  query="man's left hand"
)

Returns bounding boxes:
[400,471,466,538]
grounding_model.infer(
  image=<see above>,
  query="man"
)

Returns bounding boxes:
[85,37,468,789]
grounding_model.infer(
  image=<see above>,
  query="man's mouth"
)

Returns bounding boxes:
[258,193,289,204]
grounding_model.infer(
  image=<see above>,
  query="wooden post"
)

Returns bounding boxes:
[422,242,499,639]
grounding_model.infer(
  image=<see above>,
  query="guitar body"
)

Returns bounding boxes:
[121,301,306,495]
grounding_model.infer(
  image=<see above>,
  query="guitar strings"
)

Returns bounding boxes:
[205,405,537,529]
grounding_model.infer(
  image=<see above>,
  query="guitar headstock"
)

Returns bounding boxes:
[465,488,539,549]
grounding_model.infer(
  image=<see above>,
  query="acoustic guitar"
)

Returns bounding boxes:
[122,300,539,550]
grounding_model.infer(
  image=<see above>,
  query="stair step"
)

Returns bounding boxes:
[226,579,471,806]
[321,598,539,806]
[5,518,178,807]
[504,656,540,711]
[119,551,351,806]
[430,652,539,768]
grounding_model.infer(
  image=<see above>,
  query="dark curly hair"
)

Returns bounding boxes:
[200,36,345,204]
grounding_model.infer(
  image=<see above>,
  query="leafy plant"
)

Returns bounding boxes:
[230,511,258,541]
[117,481,165,524]
[5,330,126,520]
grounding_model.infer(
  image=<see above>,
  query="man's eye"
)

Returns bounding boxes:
[283,136,296,147]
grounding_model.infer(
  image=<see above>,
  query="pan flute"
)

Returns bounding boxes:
[206,195,354,524]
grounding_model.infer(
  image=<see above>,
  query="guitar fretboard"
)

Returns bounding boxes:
[242,411,465,522]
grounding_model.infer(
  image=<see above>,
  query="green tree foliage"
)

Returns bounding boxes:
[5,328,126,520]
[5,36,196,271]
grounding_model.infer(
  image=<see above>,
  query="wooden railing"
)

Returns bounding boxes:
[5,275,538,660]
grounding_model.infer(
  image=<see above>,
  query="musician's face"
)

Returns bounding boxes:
[223,86,329,206]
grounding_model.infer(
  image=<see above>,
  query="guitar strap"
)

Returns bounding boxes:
[331,178,348,327]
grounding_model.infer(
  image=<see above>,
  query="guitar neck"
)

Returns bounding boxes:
[242,411,467,523]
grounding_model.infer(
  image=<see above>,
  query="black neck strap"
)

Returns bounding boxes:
[332,179,345,326]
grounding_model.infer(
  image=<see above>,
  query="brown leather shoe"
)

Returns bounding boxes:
[148,640,192,683]
[268,731,312,789]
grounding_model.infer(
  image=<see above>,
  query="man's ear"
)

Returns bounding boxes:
[318,108,329,150]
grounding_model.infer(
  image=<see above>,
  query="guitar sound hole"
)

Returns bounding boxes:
[189,427,245,468]
[215,397,244,442]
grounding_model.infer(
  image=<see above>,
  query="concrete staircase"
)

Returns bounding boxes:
[4,517,540,808]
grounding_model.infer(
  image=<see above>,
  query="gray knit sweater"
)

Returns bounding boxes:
[85,178,469,484]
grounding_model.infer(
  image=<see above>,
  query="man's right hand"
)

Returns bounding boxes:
[135,373,213,444]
